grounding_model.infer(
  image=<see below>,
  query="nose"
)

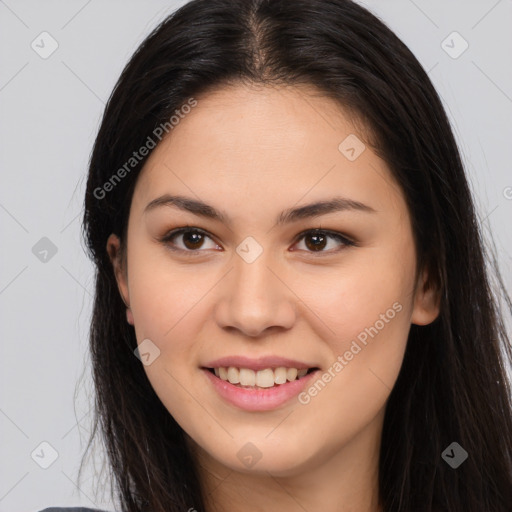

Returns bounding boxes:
[214,252,297,338]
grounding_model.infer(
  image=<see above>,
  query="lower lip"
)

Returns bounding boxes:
[201,368,319,411]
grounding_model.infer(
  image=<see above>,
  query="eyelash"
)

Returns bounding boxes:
[159,226,356,256]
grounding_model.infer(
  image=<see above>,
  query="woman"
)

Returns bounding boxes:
[42,0,512,510]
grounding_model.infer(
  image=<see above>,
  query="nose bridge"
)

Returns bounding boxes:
[216,245,296,336]
[233,249,275,304]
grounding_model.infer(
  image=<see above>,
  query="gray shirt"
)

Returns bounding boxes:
[39,508,110,512]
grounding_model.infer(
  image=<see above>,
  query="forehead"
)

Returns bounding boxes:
[131,83,403,222]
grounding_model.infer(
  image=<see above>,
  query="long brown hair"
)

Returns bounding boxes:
[80,0,512,510]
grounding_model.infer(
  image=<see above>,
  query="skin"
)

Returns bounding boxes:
[107,83,440,512]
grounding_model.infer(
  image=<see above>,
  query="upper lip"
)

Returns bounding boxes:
[202,355,319,371]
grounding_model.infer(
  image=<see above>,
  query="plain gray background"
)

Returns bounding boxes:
[1,1,511,510]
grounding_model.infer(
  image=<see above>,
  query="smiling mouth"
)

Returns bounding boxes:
[204,366,319,389]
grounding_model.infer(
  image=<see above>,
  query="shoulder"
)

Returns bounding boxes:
[38,508,112,512]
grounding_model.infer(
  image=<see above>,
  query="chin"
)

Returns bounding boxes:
[211,437,317,477]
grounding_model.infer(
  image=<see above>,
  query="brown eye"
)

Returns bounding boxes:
[161,228,220,253]
[161,227,354,257]
[304,232,328,251]
[181,230,205,250]
[293,229,355,254]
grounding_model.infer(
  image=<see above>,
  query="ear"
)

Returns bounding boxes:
[106,233,134,325]
[411,266,441,326]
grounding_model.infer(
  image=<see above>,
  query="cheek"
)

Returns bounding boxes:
[125,249,211,426]
[124,253,214,426]
[293,272,412,452]
[295,246,415,403]
[302,247,415,345]
[127,242,209,343]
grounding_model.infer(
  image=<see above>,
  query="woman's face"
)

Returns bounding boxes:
[108,84,439,477]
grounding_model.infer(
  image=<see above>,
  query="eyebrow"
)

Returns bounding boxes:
[144,194,376,225]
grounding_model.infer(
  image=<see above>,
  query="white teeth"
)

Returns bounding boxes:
[286,368,298,381]
[274,367,287,384]
[239,368,256,386]
[213,366,312,387]
[256,368,275,388]
[227,366,240,384]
